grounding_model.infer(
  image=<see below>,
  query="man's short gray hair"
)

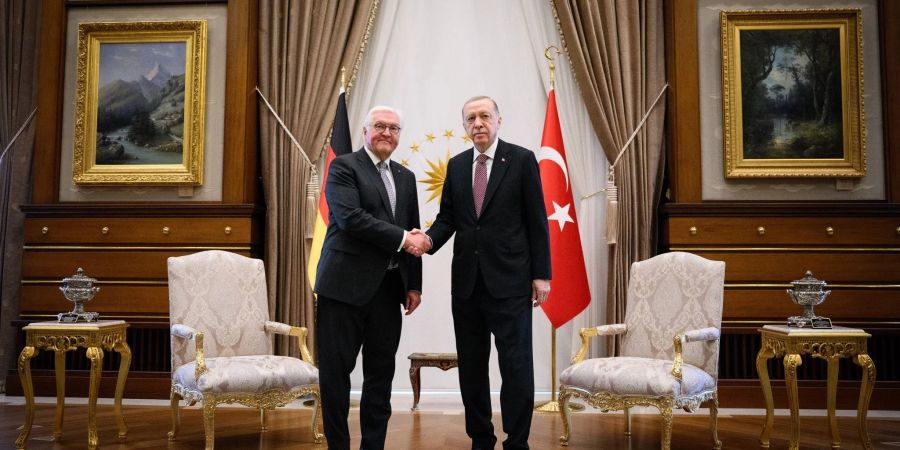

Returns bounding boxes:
[364,105,404,128]
[461,95,500,118]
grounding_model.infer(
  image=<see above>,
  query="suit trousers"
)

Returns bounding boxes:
[452,271,534,450]
[317,269,403,450]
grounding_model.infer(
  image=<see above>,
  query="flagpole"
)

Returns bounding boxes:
[534,45,585,414]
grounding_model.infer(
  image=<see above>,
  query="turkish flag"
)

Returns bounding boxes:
[537,89,591,328]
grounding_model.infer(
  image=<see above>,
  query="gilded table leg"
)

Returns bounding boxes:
[826,356,840,449]
[15,346,37,449]
[854,353,875,450]
[311,391,323,444]
[755,345,775,448]
[409,363,421,411]
[53,350,66,441]
[86,346,104,450]
[784,353,803,450]
[114,340,131,439]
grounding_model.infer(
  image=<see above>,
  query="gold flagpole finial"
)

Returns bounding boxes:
[543,45,561,89]
[340,67,347,91]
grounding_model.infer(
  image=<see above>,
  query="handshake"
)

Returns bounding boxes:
[403,228,431,257]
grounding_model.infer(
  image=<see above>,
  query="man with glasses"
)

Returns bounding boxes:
[315,105,430,450]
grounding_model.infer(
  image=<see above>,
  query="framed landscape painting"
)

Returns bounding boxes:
[72,20,207,185]
[721,9,865,178]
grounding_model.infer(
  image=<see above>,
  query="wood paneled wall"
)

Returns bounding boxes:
[663,1,900,409]
[7,0,261,399]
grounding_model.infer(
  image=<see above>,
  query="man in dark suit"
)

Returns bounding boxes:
[314,105,429,450]
[422,96,551,450]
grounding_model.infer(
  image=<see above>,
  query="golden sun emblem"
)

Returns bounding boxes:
[418,149,451,203]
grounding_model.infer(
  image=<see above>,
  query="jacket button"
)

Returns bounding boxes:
[474,250,479,255]
[476,226,480,231]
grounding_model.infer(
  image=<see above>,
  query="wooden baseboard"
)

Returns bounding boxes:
[5,371,171,399]
[717,379,900,410]
[6,372,899,410]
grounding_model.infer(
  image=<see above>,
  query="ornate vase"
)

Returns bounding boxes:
[786,270,832,328]
[58,268,100,323]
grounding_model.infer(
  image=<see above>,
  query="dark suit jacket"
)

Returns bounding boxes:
[314,149,423,305]
[426,139,551,299]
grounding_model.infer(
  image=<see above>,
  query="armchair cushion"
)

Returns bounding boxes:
[173,355,318,394]
[560,356,715,398]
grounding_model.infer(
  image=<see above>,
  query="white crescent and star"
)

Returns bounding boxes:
[537,145,574,231]
[537,145,569,192]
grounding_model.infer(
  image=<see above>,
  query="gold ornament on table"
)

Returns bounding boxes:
[58,268,100,323]
[786,270,832,329]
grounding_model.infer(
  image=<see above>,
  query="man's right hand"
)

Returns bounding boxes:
[404,229,431,257]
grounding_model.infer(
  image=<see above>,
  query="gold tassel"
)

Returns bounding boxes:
[305,167,320,239]
[603,169,617,244]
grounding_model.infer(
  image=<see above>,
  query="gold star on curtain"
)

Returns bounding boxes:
[401,159,409,167]
[443,129,454,140]
[425,133,436,143]
[462,135,471,143]
[418,149,451,203]
[425,219,434,228]
[410,143,420,153]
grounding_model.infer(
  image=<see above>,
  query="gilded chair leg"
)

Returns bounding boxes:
[311,392,324,444]
[624,407,632,436]
[203,401,216,450]
[558,388,572,446]
[260,408,268,431]
[659,402,674,450]
[168,391,182,440]
[709,393,722,449]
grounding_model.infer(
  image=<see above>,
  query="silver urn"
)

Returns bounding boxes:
[786,270,832,328]
[58,268,100,323]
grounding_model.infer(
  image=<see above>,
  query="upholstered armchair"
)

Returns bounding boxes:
[559,251,725,449]
[166,250,321,449]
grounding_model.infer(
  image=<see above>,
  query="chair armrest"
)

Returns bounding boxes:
[671,327,720,381]
[171,323,207,379]
[265,321,315,366]
[572,324,627,364]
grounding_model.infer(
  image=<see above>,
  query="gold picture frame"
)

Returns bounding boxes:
[721,9,865,178]
[72,20,207,185]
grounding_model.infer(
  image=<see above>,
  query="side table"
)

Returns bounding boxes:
[756,324,875,450]
[408,352,458,410]
[16,320,131,450]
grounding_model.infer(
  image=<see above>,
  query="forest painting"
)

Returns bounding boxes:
[721,10,866,178]
[739,28,842,159]
[72,20,207,185]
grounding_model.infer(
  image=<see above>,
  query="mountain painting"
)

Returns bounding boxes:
[95,42,187,165]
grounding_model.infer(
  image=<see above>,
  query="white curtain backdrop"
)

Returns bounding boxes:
[344,0,609,397]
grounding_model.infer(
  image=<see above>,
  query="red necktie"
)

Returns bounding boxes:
[473,153,488,218]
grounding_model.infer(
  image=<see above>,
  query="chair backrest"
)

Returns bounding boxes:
[167,250,272,370]
[619,251,725,378]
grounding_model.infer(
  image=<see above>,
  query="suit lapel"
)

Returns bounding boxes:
[355,150,395,223]
[459,148,476,220]
[390,161,405,224]
[481,140,510,215]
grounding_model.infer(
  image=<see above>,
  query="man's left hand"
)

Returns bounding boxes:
[531,279,550,307]
[405,291,422,315]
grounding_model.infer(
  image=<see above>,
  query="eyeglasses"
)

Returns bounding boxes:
[371,123,401,135]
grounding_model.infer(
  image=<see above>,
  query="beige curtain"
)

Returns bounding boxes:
[258,0,377,356]
[552,0,667,345]
[0,0,40,392]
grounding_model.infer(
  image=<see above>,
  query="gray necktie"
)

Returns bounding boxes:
[378,161,396,217]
